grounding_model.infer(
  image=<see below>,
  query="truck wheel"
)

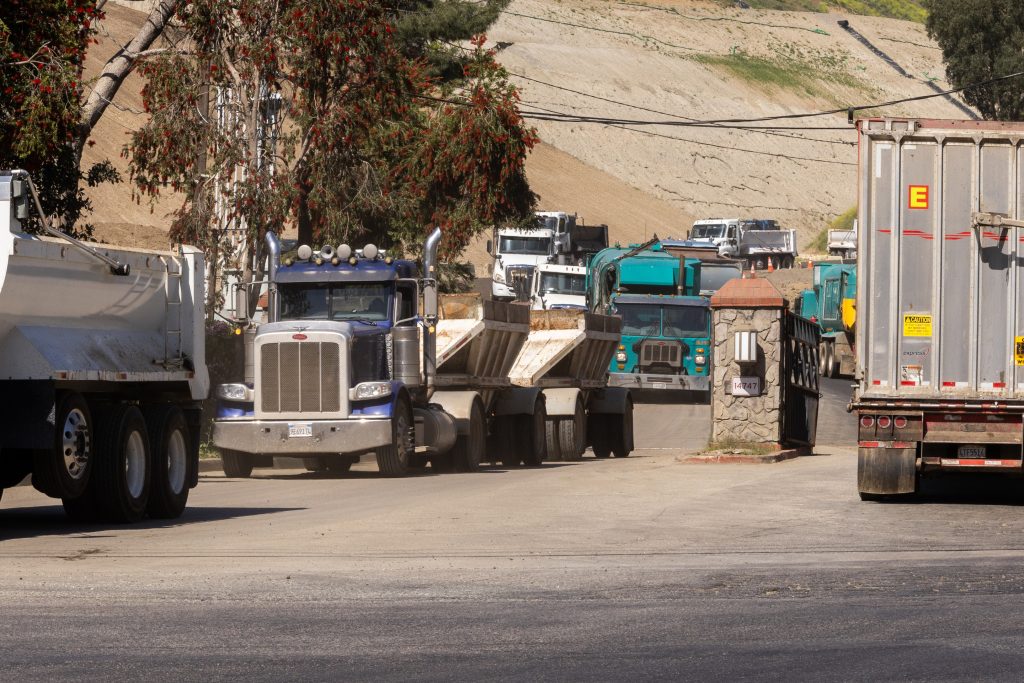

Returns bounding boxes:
[558,397,586,461]
[611,399,635,458]
[589,419,611,458]
[92,404,151,523]
[144,405,191,520]
[753,256,767,271]
[825,342,838,378]
[376,395,414,476]
[818,341,829,376]
[520,400,548,466]
[221,450,254,478]
[545,420,563,462]
[452,400,486,473]
[34,392,94,500]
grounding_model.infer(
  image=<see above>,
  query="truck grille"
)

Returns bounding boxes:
[260,341,341,413]
[506,265,535,287]
[639,340,683,374]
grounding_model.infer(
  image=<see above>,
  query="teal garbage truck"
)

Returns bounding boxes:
[795,262,856,378]
[587,241,711,396]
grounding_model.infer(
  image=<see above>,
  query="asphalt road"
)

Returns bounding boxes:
[5,381,1020,681]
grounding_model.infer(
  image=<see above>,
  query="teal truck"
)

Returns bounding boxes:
[587,241,711,395]
[795,262,856,378]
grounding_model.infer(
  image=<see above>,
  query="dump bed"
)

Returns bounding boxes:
[508,310,621,389]
[856,118,1024,403]
[434,294,530,388]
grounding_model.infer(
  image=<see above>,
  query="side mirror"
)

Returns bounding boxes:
[486,239,492,255]
[234,285,250,322]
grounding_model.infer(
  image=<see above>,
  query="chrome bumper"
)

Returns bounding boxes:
[608,373,710,391]
[212,418,392,455]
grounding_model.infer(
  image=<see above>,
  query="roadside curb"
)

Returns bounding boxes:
[677,447,810,464]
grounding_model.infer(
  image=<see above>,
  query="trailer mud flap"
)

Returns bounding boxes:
[858,446,916,495]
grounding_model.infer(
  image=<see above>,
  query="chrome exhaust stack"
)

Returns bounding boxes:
[265,230,281,323]
[421,227,442,396]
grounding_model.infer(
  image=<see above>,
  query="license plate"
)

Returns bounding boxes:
[288,423,313,438]
[652,382,667,390]
[958,445,985,458]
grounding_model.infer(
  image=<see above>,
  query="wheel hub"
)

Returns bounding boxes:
[62,408,90,480]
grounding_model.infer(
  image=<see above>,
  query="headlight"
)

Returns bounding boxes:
[350,381,392,401]
[216,383,253,402]
[615,351,627,363]
[493,271,505,284]
[694,355,706,365]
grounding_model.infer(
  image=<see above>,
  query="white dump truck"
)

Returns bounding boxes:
[689,218,798,269]
[529,263,587,311]
[853,118,1024,499]
[509,310,633,460]
[0,170,208,521]
[211,228,633,474]
[827,220,857,259]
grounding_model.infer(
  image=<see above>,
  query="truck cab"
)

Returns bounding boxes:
[587,243,711,396]
[796,262,856,378]
[490,219,555,301]
[689,218,797,269]
[530,264,587,311]
[689,218,741,258]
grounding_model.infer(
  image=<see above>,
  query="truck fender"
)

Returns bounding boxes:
[542,388,583,417]
[587,386,631,415]
[429,390,482,435]
[494,386,544,416]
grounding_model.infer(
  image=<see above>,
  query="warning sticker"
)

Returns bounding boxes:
[1016,336,1024,366]
[903,314,933,337]
[908,185,930,210]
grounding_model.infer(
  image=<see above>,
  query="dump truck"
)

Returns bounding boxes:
[796,262,856,378]
[0,170,208,521]
[529,263,587,311]
[688,218,798,269]
[853,118,1024,499]
[211,228,633,475]
[587,241,711,396]
[827,222,857,259]
[509,310,633,460]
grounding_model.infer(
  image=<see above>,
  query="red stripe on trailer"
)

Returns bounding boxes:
[872,380,882,385]
[939,458,1020,468]
[859,441,881,448]
[942,381,956,387]
[993,382,1007,388]
[900,381,916,386]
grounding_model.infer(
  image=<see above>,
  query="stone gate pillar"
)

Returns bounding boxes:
[709,278,788,445]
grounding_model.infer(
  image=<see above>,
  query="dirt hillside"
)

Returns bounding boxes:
[82,1,964,272]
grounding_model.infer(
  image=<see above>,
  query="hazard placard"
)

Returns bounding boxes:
[903,314,932,337]
[1015,336,1024,366]
[908,185,929,210]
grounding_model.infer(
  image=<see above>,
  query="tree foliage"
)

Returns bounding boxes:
[925,0,1024,120]
[127,0,536,278]
[0,0,116,237]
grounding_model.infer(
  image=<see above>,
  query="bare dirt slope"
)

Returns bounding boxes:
[81,1,963,268]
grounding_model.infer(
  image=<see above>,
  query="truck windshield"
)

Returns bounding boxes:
[499,236,549,255]
[616,304,662,336]
[691,224,726,238]
[662,306,709,337]
[279,282,392,322]
[539,272,586,295]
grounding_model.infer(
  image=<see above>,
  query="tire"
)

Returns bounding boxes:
[34,392,94,499]
[818,341,829,377]
[558,398,586,462]
[520,400,548,466]
[221,450,254,478]
[303,457,328,472]
[92,404,151,523]
[545,420,563,462]
[144,405,191,520]
[590,419,611,458]
[611,399,635,458]
[825,341,838,379]
[376,395,414,476]
[753,256,767,271]
[452,400,486,473]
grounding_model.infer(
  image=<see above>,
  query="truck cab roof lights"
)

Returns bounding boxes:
[297,244,313,261]
[363,243,379,260]
[337,244,352,260]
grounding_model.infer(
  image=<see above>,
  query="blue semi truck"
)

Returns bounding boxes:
[587,241,712,396]
[795,262,856,378]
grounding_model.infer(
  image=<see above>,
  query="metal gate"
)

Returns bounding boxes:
[782,311,821,446]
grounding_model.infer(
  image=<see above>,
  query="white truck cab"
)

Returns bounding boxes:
[489,223,554,301]
[689,218,743,257]
[530,264,587,311]
[689,218,796,269]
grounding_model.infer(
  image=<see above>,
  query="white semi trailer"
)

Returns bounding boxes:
[0,171,209,521]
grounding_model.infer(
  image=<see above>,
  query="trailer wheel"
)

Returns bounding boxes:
[753,256,767,271]
[452,399,486,473]
[590,420,611,458]
[376,394,414,476]
[558,397,586,461]
[91,404,151,523]
[221,450,254,478]
[144,405,191,520]
[545,420,563,461]
[520,400,548,466]
[611,399,635,458]
[34,392,94,500]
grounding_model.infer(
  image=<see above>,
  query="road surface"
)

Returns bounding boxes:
[7,381,1018,681]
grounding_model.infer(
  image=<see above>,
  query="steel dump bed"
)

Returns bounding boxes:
[434,294,530,388]
[856,119,1024,405]
[508,310,621,389]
